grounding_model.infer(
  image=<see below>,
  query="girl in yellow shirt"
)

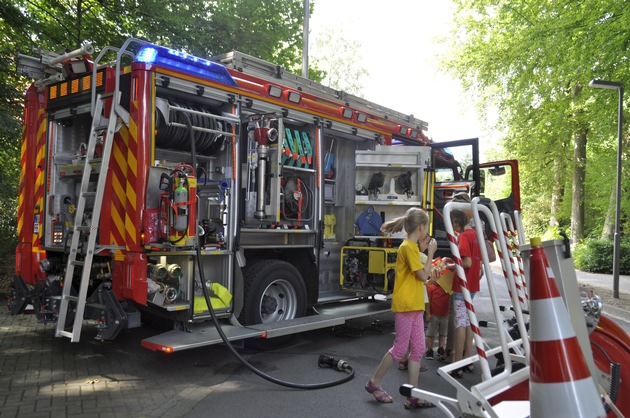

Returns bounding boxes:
[365,207,437,409]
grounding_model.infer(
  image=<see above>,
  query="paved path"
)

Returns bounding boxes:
[576,270,630,294]
[0,311,461,418]
[0,267,628,417]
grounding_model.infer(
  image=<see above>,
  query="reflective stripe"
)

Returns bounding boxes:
[529,297,576,342]
[530,378,606,418]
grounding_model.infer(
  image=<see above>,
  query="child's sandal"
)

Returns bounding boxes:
[365,380,393,403]
[404,397,436,409]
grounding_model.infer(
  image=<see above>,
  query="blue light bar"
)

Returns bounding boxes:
[136,45,238,87]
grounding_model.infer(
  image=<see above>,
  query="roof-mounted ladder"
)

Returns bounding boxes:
[211,51,428,132]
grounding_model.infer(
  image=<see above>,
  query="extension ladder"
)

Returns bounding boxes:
[55,93,119,341]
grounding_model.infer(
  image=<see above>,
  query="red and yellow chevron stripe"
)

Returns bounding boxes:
[16,86,47,284]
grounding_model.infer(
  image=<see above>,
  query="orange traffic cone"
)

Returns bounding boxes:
[528,237,605,418]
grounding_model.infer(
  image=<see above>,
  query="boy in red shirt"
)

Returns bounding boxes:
[425,272,451,360]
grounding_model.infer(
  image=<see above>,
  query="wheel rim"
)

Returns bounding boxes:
[259,279,298,323]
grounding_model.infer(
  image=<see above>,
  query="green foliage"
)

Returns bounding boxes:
[310,28,368,96]
[444,1,630,246]
[202,0,307,69]
[0,106,20,256]
[574,238,630,275]
[540,225,565,242]
[6,0,308,67]
[518,193,548,237]
[0,11,27,257]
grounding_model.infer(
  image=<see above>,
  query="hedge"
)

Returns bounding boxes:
[573,238,630,274]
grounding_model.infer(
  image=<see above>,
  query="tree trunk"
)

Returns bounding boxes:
[602,124,630,240]
[571,130,587,245]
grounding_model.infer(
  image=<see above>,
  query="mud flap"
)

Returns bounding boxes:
[9,276,30,315]
[86,284,128,341]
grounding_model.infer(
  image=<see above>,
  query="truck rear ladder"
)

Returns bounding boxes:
[55,94,119,341]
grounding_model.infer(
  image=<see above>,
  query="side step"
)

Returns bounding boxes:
[141,298,391,352]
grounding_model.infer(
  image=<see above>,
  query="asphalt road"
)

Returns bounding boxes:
[1,266,627,418]
[1,308,478,418]
[0,279,505,418]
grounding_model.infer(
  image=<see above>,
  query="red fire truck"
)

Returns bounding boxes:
[11,38,630,416]
[10,38,518,351]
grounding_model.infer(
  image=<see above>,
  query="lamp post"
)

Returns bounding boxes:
[302,0,309,78]
[589,79,623,299]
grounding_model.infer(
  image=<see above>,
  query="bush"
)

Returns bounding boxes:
[541,225,565,242]
[574,238,630,274]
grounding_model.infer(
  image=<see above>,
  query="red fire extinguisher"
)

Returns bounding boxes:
[157,164,196,244]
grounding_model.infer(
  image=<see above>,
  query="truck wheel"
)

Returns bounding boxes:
[239,260,307,326]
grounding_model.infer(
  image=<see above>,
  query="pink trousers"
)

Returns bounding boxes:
[389,311,425,362]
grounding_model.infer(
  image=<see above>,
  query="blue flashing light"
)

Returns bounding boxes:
[135,45,238,87]
[136,47,158,64]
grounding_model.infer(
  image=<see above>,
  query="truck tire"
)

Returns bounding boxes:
[239,259,307,326]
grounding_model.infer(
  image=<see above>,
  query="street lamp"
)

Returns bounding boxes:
[302,0,309,78]
[589,79,623,299]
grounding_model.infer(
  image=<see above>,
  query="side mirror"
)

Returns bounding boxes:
[489,166,506,176]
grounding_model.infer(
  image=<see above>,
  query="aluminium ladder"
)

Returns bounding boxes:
[55,93,119,341]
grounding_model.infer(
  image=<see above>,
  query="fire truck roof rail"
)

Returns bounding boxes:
[17,44,94,86]
[90,38,150,118]
[211,50,428,132]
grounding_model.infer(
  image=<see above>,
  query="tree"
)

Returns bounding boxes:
[443,1,630,244]
[3,0,307,66]
[310,27,368,96]
[0,0,310,257]
[0,2,35,255]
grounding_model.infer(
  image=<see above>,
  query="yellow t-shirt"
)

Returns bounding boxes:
[391,238,426,312]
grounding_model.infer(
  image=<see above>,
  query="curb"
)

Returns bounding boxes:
[601,304,630,325]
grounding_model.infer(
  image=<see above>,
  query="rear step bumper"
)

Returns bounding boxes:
[141,298,391,352]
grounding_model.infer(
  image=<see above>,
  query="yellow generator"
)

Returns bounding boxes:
[340,246,397,293]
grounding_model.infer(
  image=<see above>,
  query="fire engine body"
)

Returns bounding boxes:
[13,38,468,350]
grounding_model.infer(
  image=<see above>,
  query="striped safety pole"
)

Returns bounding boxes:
[444,201,492,380]
[500,212,529,307]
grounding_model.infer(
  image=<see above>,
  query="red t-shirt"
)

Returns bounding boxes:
[427,282,450,316]
[452,227,481,293]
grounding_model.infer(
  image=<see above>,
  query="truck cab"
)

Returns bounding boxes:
[429,138,520,257]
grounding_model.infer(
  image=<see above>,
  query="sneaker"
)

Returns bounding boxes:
[437,347,445,359]
[425,348,434,360]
